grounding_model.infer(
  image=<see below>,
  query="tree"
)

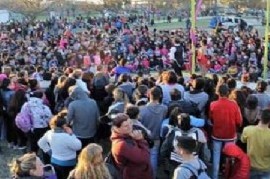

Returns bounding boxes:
[0,0,61,22]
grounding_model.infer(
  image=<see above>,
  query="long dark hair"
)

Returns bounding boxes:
[8,89,27,117]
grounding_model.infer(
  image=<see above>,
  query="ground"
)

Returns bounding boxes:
[0,16,268,178]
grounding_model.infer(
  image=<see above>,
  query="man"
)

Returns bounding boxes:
[209,84,242,179]
[184,78,209,119]
[67,86,99,148]
[241,108,270,178]
[72,69,89,94]
[252,80,270,109]
[139,86,168,178]
[169,38,184,76]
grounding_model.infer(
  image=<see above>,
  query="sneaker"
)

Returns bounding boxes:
[17,146,27,150]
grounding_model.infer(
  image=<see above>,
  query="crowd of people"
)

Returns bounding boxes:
[0,13,269,179]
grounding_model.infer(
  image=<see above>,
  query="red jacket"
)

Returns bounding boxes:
[210,97,242,139]
[111,131,153,179]
[223,143,250,179]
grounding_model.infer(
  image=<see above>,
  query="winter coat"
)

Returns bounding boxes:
[223,143,250,179]
[110,130,153,179]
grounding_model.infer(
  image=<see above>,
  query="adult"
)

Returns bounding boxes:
[139,86,168,177]
[252,81,270,109]
[159,71,185,105]
[209,84,242,179]
[108,88,128,114]
[111,113,153,179]
[184,77,209,119]
[38,111,82,179]
[68,143,113,179]
[197,39,209,77]
[113,59,131,82]
[241,108,270,178]
[169,38,185,76]
[161,113,207,178]
[20,91,52,153]
[67,86,100,149]
[7,89,28,149]
[10,153,45,178]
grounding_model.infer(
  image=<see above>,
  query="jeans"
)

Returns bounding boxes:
[150,140,160,179]
[212,139,235,179]
[250,169,270,179]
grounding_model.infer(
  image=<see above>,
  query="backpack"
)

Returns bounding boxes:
[169,100,201,118]
[15,104,32,133]
[169,128,201,163]
[174,45,184,67]
[105,152,122,179]
[180,159,210,179]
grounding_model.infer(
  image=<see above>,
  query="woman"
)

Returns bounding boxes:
[8,89,28,149]
[108,88,129,114]
[158,71,185,105]
[53,75,67,112]
[244,95,261,125]
[160,113,208,178]
[38,110,82,179]
[1,78,15,148]
[197,39,209,77]
[68,143,112,179]
[54,77,76,113]
[10,153,45,178]
[112,59,131,82]
[110,113,153,179]
[92,65,109,102]
[21,91,52,153]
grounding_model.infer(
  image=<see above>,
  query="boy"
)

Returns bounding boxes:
[173,136,210,179]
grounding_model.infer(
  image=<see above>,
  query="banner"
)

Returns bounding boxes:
[195,0,203,20]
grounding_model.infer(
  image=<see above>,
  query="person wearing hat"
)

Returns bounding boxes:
[173,136,209,179]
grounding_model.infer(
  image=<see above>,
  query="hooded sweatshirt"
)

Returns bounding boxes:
[67,87,100,138]
[21,97,52,129]
[139,102,168,140]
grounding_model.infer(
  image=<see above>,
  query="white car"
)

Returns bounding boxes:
[220,16,253,31]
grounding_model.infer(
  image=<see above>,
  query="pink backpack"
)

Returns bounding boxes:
[15,105,32,133]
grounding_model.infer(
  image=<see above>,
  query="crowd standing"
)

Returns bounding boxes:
[0,13,269,179]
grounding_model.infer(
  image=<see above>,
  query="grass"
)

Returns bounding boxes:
[151,19,211,30]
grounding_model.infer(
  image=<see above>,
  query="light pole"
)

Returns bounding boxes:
[263,0,270,80]
[191,0,196,74]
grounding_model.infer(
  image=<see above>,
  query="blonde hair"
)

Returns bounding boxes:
[10,153,37,177]
[49,109,68,129]
[56,75,67,88]
[73,143,112,179]
[113,88,129,104]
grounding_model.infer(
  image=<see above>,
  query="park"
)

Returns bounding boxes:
[0,0,270,179]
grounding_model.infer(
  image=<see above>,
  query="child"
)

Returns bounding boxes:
[173,136,210,179]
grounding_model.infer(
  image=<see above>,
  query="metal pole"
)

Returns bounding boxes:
[263,0,269,80]
[191,0,196,74]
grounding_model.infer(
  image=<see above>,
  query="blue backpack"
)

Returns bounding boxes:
[180,159,210,179]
